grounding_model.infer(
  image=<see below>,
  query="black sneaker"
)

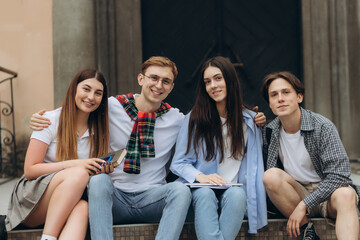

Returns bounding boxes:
[302,222,320,240]
[0,215,7,240]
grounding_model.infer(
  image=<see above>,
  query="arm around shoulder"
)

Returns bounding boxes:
[29,109,51,131]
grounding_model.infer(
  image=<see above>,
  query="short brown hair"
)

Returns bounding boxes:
[141,56,178,79]
[261,71,304,103]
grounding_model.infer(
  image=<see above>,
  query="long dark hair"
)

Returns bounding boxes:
[186,56,249,162]
[56,69,109,161]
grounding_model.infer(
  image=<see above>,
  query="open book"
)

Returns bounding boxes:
[100,149,127,168]
[185,183,243,189]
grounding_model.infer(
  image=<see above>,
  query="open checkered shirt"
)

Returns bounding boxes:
[263,107,359,209]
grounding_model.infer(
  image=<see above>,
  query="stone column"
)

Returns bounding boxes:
[114,0,142,94]
[302,0,360,159]
[53,0,96,107]
[94,0,142,96]
[346,0,360,159]
[53,0,142,103]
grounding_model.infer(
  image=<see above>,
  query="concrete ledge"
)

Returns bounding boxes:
[7,218,342,240]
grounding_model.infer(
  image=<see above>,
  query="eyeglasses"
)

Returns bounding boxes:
[142,74,173,87]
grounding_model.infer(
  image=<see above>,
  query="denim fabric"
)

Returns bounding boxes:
[171,110,267,233]
[88,174,191,240]
[192,187,247,240]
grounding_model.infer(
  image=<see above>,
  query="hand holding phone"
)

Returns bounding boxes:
[100,149,127,168]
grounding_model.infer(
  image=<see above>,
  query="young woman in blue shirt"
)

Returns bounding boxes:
[171,56,267,239]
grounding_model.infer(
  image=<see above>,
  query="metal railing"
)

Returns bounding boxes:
[0,66,18,177]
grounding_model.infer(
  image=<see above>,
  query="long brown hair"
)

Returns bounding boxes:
[56,69,109,161]
[186,56,249,162]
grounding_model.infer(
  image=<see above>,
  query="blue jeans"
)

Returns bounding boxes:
[192,187,247,240]
[88,174,191,240]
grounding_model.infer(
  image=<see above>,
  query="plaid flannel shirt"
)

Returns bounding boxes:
[263,107,359,209]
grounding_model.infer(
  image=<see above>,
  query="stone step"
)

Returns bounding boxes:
[7,218,342,240]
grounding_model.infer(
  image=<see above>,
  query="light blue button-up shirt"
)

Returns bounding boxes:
[170,109,267,234]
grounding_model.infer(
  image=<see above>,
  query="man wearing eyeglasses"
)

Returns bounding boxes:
[89,56,193,240]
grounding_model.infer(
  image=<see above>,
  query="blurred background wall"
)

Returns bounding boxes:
[0,0,359,176]
[0,0,53,175]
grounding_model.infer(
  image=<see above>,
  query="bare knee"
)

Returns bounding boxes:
[63,167,90,188]
[72,200,89,219]
[263,168,284,192]
[331,187,357,208]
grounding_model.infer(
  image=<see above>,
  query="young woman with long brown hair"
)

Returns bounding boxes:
[5,69,110,240]
[171,56,267,239]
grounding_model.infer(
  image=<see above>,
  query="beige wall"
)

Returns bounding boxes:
[1,0,359,163]
[0,0,53,154]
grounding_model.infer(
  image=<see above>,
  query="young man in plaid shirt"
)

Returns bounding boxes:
[261,71,359,240]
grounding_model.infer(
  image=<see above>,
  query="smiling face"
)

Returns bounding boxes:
[268,78,303,118]
[75,78,104,115]
[138,65,174,105]
[204,66,227,106]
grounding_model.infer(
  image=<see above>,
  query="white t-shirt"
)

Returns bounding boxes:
[107,95,185,192]
[279,127,321,184]
[30,108,91,163]
[218,117,248,183]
